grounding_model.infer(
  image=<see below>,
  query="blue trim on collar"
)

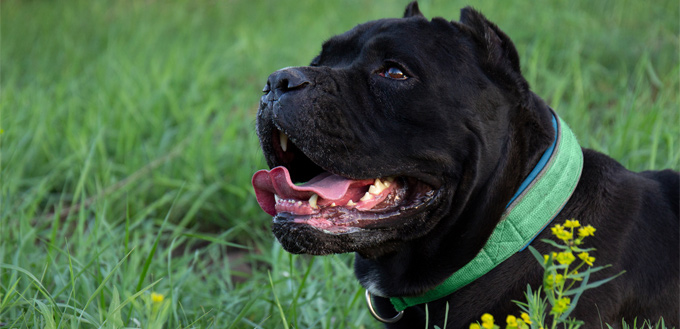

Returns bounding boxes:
[505,115,558,208]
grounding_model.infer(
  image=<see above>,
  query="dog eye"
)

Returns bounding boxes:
[381,67,408,80]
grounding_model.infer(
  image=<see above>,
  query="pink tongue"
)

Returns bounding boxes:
[252,166,373,216]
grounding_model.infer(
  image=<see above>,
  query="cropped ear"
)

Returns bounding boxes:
[459,7,521,74]
[403,1,424,18]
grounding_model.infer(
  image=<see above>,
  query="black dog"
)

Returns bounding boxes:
[252,2,679,328]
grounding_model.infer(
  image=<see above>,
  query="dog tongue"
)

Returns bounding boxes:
[252,166,373,216]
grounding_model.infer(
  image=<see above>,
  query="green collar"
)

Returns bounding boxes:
[389,111,584,311]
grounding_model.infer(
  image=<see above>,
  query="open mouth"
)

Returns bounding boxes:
[252,129,435,234]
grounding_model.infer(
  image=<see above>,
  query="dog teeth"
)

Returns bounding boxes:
[347,200,356,206]
[309,194,318,209]
[275,194,281,203]
[368,178,390,195]
[360,192,372,201]
[280,132,289,152]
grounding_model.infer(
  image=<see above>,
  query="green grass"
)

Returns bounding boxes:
[0,0,677,328]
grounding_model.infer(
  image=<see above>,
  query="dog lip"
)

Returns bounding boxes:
[271,182,441,234]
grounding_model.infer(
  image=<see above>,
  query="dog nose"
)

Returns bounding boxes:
[264,68,311,97]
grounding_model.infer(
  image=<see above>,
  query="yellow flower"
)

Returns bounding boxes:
[578,252,595,266]
[564,219,580,228]
[151,292,165,303]
[551,297,571,314]
[551,224,573,241]
[546,273,565,289]
[521,312,532,324]
[470,324,481,329]
[550,224,564,236]
[555,251,575,265]
[578,225,596,238]
[506,315,518,328]
[481,313,495,329]
[556,230,573,242]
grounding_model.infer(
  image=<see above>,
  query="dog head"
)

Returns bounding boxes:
[253,2,552,262]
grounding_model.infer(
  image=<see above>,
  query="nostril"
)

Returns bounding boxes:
[276,78,291,92]
[268,68,311,95]
[286,79,309,90]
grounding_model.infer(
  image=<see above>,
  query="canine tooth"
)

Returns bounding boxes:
[369,179,387,195]
[347,200,356,206]
[360,192,372,201]
[280,133,289,152]
[274,194,281,203]
[309,194,318,209]
[331,202,336,207]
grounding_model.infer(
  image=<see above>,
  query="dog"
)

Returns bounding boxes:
[252,2,679,328]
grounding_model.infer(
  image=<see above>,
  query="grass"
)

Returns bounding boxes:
[0,0,677,328]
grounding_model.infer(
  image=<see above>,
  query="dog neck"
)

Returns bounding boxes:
[386,109,584,311]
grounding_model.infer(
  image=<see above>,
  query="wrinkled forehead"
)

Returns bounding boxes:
[315,17,459,67]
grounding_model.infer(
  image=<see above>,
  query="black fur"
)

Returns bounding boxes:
[256,3,679,328]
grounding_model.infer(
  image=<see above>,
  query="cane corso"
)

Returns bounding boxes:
[252,2,679,328]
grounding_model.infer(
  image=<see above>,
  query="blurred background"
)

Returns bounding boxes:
[1,1,677,328]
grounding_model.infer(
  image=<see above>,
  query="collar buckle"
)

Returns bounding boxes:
[365,290,404,323]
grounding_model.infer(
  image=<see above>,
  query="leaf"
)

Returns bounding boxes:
[226,292,261,329]
[104,278,163,326]
[540,239,570,250]
[35,299,57,329]
[268,271,290,329]
[0,264,59,313]
[563,270,625,296]
[558,270,590,321]
[107,287,123,329]
[425,303,430,328]
[181,232,248,249]
[528,246,548,269]
[563,265,612,281]
[128,189,182,323]
[569,246,596,253]
[79,249,134,326]
[559,270,624,322]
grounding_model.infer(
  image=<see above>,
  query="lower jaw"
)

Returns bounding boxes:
[274,196,408,228]
[275,196,438,235]
[275,212,373,235]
